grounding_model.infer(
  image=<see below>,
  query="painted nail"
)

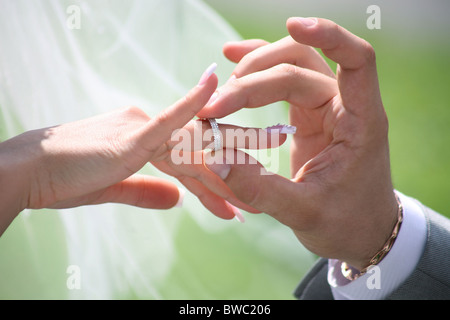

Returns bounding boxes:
[198,62,218,86]
[296,17,318,27]
[265,123,297,134]
[204,150,231,180]
[227,202,245,223]
[226,74,237,84]
[205,161,231,180]
[175,187,186,208]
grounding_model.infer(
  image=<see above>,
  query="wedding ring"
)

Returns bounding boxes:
[207,118,222,151]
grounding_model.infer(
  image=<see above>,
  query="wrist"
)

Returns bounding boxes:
[342,192,403,279]
[0,133,36,235]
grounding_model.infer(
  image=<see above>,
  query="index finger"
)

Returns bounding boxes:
[138,63,219,151]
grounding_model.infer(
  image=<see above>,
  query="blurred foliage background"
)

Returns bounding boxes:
[0,0,449,300]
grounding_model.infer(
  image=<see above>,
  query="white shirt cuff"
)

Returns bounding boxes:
[327,191,427,300]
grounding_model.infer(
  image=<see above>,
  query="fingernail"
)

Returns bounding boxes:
[227,202,245,223]
[204,151,231,180]
[198,62,218,86]
[296,17,318,27]
[265,123,297,134]
[206,161,231,180]
[226,74,237,84]
[175,187,186,208]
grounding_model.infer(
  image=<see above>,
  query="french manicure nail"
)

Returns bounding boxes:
[265,123,297,134]
[206,161,231,180]
[227,202,245,223]
[226,74,237,84]
[198,62,218,86]
[175,187,186,208]
[204,151,231,180]
[296,17,318,27]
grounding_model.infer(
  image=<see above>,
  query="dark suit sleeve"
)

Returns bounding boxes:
[388,206,450,299]
[293,258,333,300]
[294,205,450,300]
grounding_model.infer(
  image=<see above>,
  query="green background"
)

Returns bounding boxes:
[0,0,449,300]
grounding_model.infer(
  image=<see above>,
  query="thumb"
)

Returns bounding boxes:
[204,149,304,225]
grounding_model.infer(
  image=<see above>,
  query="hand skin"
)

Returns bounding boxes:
[0,68,286,237]
[199,18,399,271]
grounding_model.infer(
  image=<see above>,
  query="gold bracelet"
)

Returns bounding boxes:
[341,193,404,281]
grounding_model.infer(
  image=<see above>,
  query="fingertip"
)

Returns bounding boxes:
[223,40,240,50]
[286,16,298,29]
[278,133,288,146]
[193,72,219,113]
[204,150,232,180]
[195,108,209,119]
[287,17,318,28]
[197,73,218,93]
[208,199,238,221]
[195,94,227,119]
[286,16,300,31]
[223,42,245,63]
[198,62,218,86]
[223,39,269,64]
[196,63,219,102]
[158,181,183,210]
[196,106,224,119]
[286,17,321,43]
[174,187,186,208]
[226,201,245,223]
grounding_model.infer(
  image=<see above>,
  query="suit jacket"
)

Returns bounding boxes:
[294,205,450,300]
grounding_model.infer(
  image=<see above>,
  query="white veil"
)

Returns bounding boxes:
[0,0,313,299]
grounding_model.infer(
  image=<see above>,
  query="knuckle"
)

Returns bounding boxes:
[277,62,299,76]
[274,63,303,100]
[121,105,149,120]
[329,21,341,38]
[123,105,141,115]
[362,40,376,62]
[360,40,376,64]
[155,108,171,126]
[239,49,263,68]
[277,63,307,84]
[235,43,271,76]
[182,90,194,106]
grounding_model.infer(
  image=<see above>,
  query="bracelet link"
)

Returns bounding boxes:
[341,193,403,281]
